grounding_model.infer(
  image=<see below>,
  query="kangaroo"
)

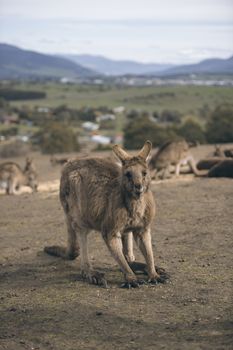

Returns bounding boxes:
[196,157,224,170]
[50,155,69,166]
[223,148,233,158]
[0,158,38,194]
[44,141,168,288]
[208,159,233,178]
[149,139,201,179]
[212,145,226,158]
[208,145,233,158]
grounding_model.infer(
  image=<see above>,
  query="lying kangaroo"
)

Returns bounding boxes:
[149,139,200,179]
[45,141,168,288]
[196,157,224,171]
[208,159,233,178]
[224,149,233,158]
[0,158,38,194]
[209,145,233,158]
[212,145,226,158]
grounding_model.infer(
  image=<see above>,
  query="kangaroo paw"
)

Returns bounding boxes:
[120,279,145,289]
[129,261,169,279]
[81,270,108,288]
[148,274,169,285]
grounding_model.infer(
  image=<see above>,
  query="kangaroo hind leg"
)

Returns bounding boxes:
[78,230,108,288]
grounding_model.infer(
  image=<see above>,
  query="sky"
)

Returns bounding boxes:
[0,0,233,64]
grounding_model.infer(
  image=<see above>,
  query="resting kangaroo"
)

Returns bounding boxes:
[0,158,38,194]
[208,159,233,178]
[44,141,167,288]
[149,139,200,179]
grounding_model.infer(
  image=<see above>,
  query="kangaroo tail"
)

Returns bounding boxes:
[187,156,206,176]
[44,245,79,260]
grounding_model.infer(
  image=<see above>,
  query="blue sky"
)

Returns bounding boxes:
[0,0,232,63]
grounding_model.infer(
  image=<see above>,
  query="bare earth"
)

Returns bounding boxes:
[0,145,233,350]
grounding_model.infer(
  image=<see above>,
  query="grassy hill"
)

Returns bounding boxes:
[0,44,96,80]
[158,56,233,76]
[5,82,233,122]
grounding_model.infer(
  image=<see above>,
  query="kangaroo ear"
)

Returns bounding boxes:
[26,157,33,164]
[112,144,130,163]
[138,140,152,161]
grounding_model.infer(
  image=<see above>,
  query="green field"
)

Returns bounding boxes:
[6,82,233,120]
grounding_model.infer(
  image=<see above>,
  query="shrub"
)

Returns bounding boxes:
[177,119,206,144]
[0,140,30,158]
[34,122,80,154]
[0,88,46,101]
[205,104,233,143]
[159,110,182,124]
[123,116,179,150]
[1,127,18,137]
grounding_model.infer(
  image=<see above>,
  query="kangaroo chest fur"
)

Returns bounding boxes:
[124,198,146,231]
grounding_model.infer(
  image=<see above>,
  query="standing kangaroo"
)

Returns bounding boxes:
[149,139,200,179]
[45,141,167,288]
[0,158,38,194]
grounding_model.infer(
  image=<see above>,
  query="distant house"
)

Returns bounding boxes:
[96,114,115,122]
[91,134,111,144]
[112,106,125,114]
[37,107,50,113]
[82,121,99,131]
[0,113,19,125]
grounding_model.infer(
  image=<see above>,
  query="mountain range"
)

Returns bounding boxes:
[63,54,174,76]
[158,56,233,77]
[0,43,95,80]
[0,43,232,80]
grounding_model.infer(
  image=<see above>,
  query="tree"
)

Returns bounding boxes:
[178,119,206,144]
[159,110,182,124]
[206,104,233,143]
[34,122,80,154]
[123,116,178,150]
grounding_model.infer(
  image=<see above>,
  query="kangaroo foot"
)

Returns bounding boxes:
[129,261,169,278]
[120,279,145,289]
[81,270,108,288]
[66,248,80,260]
[148,273,169,285]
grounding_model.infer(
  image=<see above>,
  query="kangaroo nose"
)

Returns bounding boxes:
[134,184,143,192]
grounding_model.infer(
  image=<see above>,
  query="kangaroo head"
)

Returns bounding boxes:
[24,157,36,172]
[113,141,152,199]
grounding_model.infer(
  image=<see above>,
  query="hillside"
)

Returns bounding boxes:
[0,44,96,80]
[64,54,174,76]
[157,56,233,77]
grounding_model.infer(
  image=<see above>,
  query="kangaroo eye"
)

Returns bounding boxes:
[142,171,147,177]
[125,171,132,179]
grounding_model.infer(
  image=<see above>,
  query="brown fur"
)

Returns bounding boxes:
[50,155,69,166]
[149,139,201,179]
[0,158,38,194]
[208,145,233,158]
[212,145,226,158]
[208,159,233,178]
[45,141,167,288]
[224,149,233,158]
[196,157,224,170]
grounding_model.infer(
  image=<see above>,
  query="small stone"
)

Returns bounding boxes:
[96,311,103,316]
[9,307,17,312]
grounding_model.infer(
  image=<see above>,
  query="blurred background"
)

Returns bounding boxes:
[0,0,233,156]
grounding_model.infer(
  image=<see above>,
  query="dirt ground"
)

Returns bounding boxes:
[0,145,233,350]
